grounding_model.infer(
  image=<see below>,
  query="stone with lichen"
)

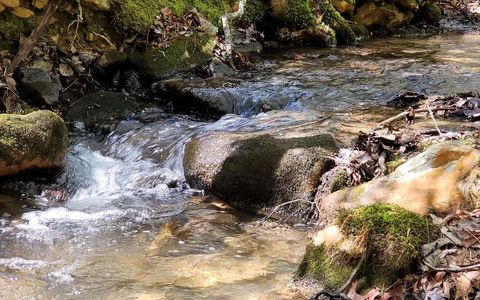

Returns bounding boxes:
[0,110,68,177]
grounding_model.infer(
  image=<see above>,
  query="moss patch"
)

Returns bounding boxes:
[297,204,437,291]
[113,0,230,31]
[235,0,266,27]
[131,34,216,79]
[297,243,361,290]
[272,0,316,29]
[339,203,436,289]
[0,13,35,41]
[0,110,68,175]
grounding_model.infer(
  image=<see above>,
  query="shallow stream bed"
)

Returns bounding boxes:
[0,32,479,299]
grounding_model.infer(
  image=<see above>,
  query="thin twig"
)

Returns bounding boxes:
[92,32,115,47]
[422,261,480,272]
[336,251,367,293]
[258,199,313,224]
[377,107,456,128]
[426,100,444,136]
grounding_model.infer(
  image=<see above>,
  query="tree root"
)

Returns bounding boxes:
[310,251,367,300]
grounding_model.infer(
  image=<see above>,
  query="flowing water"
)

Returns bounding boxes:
[0,32,479,299]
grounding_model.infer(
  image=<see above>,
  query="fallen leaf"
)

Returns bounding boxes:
[59,63,74,77]
[10,7,34,18]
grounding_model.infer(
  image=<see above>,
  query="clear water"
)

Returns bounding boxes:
[0,33,479,299]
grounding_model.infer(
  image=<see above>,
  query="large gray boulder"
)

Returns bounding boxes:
[184,125,339,212]
[0,110,68,177]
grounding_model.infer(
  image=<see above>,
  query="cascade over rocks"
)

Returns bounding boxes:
[0,110,68,177]
[184,123,339,212]
[152,77,293,117]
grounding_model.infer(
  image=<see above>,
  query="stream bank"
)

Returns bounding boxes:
[0,0,480,298]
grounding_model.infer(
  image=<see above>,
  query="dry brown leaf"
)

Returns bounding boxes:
[454,273,472,299]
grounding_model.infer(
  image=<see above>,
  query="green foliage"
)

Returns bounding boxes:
[236,0,266,27]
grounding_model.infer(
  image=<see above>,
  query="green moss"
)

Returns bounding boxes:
[0,111,68,168]
[421,1,442,24]
[131,34,215,79]
[273,0,316,29]
[0,13,35,41]
[113,0,230,31]
[314,0,357,44]
[297,244,359,290]
[386,158,405,174]
[339,204,436,289]
[331,173,348,192]
[236,0,266,27]
[192,0,231,25]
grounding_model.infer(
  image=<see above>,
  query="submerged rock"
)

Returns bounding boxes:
[318,141,480,220]
[0,110,68,177]
[184,124,339,212]
[18,68,61,106]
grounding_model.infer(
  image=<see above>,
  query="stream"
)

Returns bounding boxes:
[0,32,479,299]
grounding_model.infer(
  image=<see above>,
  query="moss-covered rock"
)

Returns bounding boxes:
[338,204,434,288]
[296,204,435,294]
[113,0,230,31]
[0,110,68,177]
[271,0,316,29]
[419,1,442,24]
[129,34,216,80]
[314,0,364,44]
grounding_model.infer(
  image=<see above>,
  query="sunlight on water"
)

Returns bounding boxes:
[0,33,479,299]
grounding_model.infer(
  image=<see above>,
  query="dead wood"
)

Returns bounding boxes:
[377,107,456,128]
